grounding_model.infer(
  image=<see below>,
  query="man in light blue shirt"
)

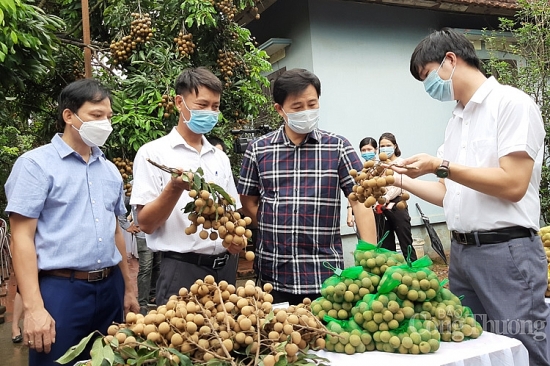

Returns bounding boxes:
[5,79,139,366]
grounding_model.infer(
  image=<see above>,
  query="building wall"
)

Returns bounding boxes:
[247,0,504,265]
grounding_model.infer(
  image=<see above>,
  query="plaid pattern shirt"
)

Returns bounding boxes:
[237,126,362,294]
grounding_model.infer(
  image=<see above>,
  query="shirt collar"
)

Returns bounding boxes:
[52,133,104,161]
[453,76,499,118]
[469,76,499,105]
[271,125,321,146]
[167,126,216,153]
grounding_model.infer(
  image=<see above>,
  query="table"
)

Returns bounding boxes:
[311,332,528,366]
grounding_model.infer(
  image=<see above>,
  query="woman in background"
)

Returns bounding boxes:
[347,137,378,233]
[377,132,416,260]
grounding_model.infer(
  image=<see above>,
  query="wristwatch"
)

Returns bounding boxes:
[435,160,450,178]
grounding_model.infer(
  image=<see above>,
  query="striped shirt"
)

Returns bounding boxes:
[237,126,362,294]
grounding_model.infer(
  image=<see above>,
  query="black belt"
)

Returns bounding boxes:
[164,251,230,269]
[40,266,115,282]
[451,226,533,245]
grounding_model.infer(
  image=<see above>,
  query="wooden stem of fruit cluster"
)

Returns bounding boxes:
[192,292,236,365]
[252,298,262,366]
[215,286,233,338]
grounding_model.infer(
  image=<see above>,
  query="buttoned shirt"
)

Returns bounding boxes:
[130,127,239,255]
[442,77,544,232]
[237,126,362,294]
[4,134,126,271]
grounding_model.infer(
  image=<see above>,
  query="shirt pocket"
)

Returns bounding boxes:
[102,179,123,212]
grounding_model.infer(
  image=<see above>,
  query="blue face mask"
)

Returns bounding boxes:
[379,147,394,158]
[361,152,376,161]
[423,57,456,102]
[181,97,220,134]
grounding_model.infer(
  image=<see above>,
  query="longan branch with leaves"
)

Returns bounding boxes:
[57,276,332,366]
[147,158,256,259]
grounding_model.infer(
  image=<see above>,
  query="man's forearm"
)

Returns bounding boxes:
[9,215,43,312]
[239,195,259,228]
[137,180,185,233]
[351,201,377,243]
[399,175,445,207]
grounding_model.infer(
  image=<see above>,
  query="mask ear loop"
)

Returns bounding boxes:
[179,96,192,123]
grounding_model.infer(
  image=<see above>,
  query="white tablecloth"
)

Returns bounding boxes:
[311,332,528,366]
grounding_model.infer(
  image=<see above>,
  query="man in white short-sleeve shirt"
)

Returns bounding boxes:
[394,28,549,365]
[131,67,241,305]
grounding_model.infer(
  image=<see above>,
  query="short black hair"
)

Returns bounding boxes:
[272,68,321,105]
[207,135,227,152]
[379,132,401,157]
[57,79,112,129]
[175,67,223,96]
[410,27,482,81]
[359,137,377,151]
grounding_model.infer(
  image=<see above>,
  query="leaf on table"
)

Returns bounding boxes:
[55,331,98,364]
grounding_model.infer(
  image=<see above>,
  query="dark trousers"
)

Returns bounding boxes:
[266,287,320,306]
[30,267,124,366]
[136,237,161,313]
[155,253,238,305]
[376,201,416,261]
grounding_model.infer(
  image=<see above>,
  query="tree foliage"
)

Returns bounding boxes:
[483,0,550,224]
[0,0,276,218]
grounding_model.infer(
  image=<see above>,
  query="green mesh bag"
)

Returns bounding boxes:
[312,264,377,321]
[374,315,441,354]
[353,236,406,275]
[324,315,375,354]
[351,292,405,334]
[377,256,442,302]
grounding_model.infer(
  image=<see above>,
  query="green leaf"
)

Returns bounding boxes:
[55,332,98,364]
[166,348,192,366]
[263,311,274,329]
[209,182,234,206]
[10,31,18,44]
[90,337,105,366]
[102,344,115,365]
[183,201,195,213]
[193,171,202,190]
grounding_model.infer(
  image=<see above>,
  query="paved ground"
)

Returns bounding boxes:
[0,273,27,366]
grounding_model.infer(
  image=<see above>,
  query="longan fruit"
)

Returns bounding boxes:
[125,312,137,324]
[115,332,126,343]
[107,325,119,335]
[234,226,246,236]
[199,230,209,239]
[263,354,276,366]
[245,251,255,261]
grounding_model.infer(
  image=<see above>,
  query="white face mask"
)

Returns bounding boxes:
[72,114,113,147]
[283,108,319,134]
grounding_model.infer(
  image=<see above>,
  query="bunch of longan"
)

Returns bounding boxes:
[213,0,237,20]
[109,12,153,65]
[158,94,175,119]
[186,191,253,248]
[348,152,410,210]
[174,32,195,58]
[103,276,330,365]
[216,50,243,88]
[112,157,133,196]
[244,0,263,20]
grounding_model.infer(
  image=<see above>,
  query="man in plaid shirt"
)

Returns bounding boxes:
[238,69,376,305]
